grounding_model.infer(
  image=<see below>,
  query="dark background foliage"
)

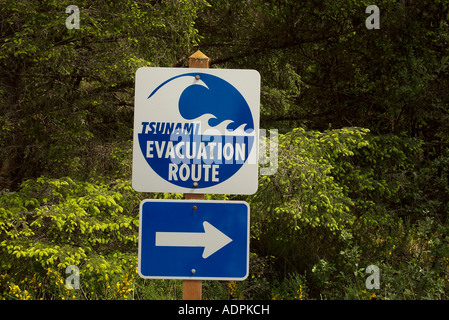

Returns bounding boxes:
[1,0,449,300]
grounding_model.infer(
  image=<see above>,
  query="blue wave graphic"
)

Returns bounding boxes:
[147,73,254,132]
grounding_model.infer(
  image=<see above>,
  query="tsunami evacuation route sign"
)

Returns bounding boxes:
[132,67,260,195]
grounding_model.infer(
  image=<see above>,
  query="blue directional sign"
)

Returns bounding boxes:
[138,199,249,280]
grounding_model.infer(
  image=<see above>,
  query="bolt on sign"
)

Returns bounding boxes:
[132,67,260,195]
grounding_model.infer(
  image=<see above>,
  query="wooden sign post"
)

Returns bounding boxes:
[182,50,209,300]
[135,50,255,299]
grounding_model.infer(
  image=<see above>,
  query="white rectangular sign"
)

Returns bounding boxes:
[132,67,260,194]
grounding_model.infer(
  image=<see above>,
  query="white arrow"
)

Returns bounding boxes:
[155,221,233,259]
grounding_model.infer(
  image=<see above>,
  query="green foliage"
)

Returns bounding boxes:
[0,176,200,300]
[311,216,449,300]
[250,127,370,272]
[0,177,137,298]
[0,0,210,186]
[1,0,449,301]
[271,272,309,300]
[249,125,449,299]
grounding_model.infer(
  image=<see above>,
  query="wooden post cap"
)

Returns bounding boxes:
[189,50,210,68]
